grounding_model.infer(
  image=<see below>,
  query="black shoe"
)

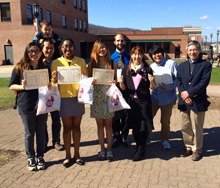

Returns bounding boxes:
[63,159,72,168]
[131,148,138,158]
[74,158,85,166]
[37,157,45,170]
[28,158,36,171]
[112,138,120,148]
[132,148,145,161]
[122,138,129,148]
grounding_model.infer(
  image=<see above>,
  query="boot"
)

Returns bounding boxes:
[132,146,145,161]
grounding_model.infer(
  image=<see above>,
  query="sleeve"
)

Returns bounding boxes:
[176,64,185,94]
[33,33,42,45]
[53,33,61,47]
[9,68,21,87]
[51,60,58,84]
[187,62,212,98]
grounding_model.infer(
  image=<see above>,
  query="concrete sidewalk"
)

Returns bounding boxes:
[0,105,220,187]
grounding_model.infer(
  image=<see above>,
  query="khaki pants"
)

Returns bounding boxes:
[147,101,174,141]
[181,109,205,154]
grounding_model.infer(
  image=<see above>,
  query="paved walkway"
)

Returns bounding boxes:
[0,102,220,187]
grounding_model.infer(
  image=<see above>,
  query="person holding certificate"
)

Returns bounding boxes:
[118,46,155,161]
[51,38,88,167]
[9,42,49,171]
[88,40,117,160]
[147,46,178,150]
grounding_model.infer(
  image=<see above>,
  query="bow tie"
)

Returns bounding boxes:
[131,69,143,76]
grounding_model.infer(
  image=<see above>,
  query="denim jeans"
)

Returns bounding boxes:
[18,108,47,158]
[45,110,61,145]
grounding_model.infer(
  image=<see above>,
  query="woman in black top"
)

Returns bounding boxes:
[9,42,50,171]
[118,46,155,161]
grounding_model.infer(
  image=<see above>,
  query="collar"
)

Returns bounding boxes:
[155,57,166,66]
[189,57,199,64]
[45,57,53,63]
[131,62,144,72]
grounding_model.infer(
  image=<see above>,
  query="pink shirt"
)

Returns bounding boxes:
[132,69,143,98]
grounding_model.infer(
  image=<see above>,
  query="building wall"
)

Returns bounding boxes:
[0,0,95,65]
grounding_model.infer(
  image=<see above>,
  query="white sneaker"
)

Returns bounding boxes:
[162,140,170,150]
[146,140,151,145]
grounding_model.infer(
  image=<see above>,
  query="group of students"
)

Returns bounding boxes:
[9,19,212,171]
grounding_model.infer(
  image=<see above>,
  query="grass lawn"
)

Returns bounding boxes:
[0,78,15,110]
[210,66,220,84]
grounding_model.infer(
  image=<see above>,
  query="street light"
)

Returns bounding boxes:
[205,36,207,51]
[217,30,219,54]
[210,33,213,43]
[33,3,40,34]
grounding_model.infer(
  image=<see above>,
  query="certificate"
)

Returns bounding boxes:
[23,69,49,90]
[93,68,114,85]
[153,68,173,86]
[117,69,122,82]
[57,66,81,84]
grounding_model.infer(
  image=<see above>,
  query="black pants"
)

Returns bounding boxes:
[112,110,129,140]
[45,110,61,145]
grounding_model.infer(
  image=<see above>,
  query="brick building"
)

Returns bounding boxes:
[0,0,96,65]
[96,27,202,60]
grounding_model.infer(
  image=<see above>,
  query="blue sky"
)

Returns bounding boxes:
[88,0,220,42]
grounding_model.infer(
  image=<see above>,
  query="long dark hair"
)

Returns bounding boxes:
[15,42,45,78]
[126,46,150,75]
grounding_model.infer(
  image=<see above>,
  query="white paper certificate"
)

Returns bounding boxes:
[23,69,49,89]
[57,66,81,84]
[93,68,114,85]
[153,68,173,86]
[117,69,122,82]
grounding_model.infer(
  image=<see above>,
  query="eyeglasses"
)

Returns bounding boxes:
[62,46,74,50]
[28,50,40,54]
[188,49,198,52]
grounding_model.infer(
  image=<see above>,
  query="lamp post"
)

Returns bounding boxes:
[217,30,219,54]
[205,36,207,51]
[210,33,213,43]
[33,3,40,34]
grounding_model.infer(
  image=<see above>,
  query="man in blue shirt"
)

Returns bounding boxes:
[111,33,130,148]
[177,41,212,161]
[41,39,63,152]
[148,46,178,150]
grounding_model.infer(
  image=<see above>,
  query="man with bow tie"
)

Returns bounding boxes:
[111,33,130,148]
[148,46,178,150]
[177,41,212,161]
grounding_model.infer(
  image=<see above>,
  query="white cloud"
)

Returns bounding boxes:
[200,15,209,20]
[205,27,215,29]
[217,27,220,29]
[168,7,173,10]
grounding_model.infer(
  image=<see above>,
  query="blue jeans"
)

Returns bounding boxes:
[45,110,61,145]
[209,58,214,65]
[19,108,47,158]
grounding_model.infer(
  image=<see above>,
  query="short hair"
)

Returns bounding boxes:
[148,45,164,61]
[186,40,201,50]
[114,33,125,41]
[40,19,53,28]
[59,38,76,55]
[40,38,54,49]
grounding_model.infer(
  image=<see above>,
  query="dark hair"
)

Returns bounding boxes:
[186,40,201,50]
[59,38,75,55]
[15,42,46,78]
[40,38,54,49]
[40,19,53,28]
[149,46,164,61]
[127,46,150,75]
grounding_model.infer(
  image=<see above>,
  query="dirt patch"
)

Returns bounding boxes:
[0,149,20,167]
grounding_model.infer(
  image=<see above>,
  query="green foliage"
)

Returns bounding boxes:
[210,67,220,84]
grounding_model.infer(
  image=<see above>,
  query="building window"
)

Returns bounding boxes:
[1,3,11,22]
[27,5,33,24]
[83,1,86,12]
[139,42,145,52]
[75,19,78,31]
[163,42,170,53]
[79,0,82,11]
[38,8,43,22]
[80,20,82,31]
[62,0,65,4]
[147,42,153,53]
[62,15,66,29]
[74,0,77,8]
[84,22,87,32]
[46,10,51,22]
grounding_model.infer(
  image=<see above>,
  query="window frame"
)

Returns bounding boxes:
[84,21,87,32]
[75,18,78,31]
[62,0,65,4]
[74,0,77,8]
[80,20,82,31]
[83,1,86,12]
[62,15,66,29]
[79,0,82,11]
[46,10,51,22]
[27,4,33,24]
[1,3,11,22]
